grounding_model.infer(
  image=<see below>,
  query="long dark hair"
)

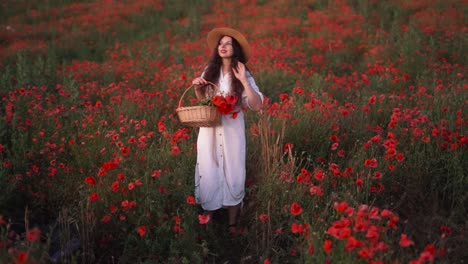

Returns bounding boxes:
[202,36,249,105]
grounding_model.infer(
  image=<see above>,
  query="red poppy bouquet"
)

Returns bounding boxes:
[199,94,239,118]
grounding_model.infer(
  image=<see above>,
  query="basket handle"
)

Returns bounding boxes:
[178,81,218,108]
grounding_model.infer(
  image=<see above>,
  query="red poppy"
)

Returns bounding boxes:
[323,239,332,254]
[364,158,378,168]
[396,153,405,162]
[218,103,234,115]
[120,147,130,156]
[291,223,307,234]
[284,143,294,152]
[101,215,111,223]
[373,171,383,179]
[333,201,349,213]
[230,111,239,119]
[26,227,41,242]
[211,95,226,108]
[186,196,195,205]
[290,202,303,215]
[365,225,380,241]
[109,204,118,214]
[307,244,314,254]
[16,252,28,264]
[309,186,324,196]
[399,234,413,247]
[198,214,210,224]
[313,168,326,181]
[152,170,162,178]
[345,236,363,252]
[85,176,96,185]
[225,94,238,105]
[357,247,373,259]
[356,178,363,188]
[137,226,146,237]
[170,145,181,155]
[111,181,120,192]
[259,214,269,222]
[89,193,99,201]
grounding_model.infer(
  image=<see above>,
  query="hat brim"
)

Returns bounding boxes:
[207,27,250,62]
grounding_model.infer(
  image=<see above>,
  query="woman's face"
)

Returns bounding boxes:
[218,36,234,59]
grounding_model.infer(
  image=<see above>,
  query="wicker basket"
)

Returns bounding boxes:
[176,83,221,127]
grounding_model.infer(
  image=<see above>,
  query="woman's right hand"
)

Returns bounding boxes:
[192,77,208,87]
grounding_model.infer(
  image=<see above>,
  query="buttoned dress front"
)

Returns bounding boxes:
[194,70,263,211]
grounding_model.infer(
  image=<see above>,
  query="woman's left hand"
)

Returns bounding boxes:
[233,62,247,83]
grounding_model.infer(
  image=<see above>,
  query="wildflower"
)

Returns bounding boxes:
[152,170,162,178]
[358,247,373,259]
[16,252,28,264]
[290,202,303,216]
[323,239,332,254]
[170,145,181,155]
[111,181,120,192]
[109,204,118,214]
[259,214,269,222]
[373,171,383,179]
[399,234,414,247]
[309,186,324,196]
[356,178,363,188]
[396,153,405,162]
[334,201,349,213]
[364,158,378,168]
[313,168,326,181]
[225,94,238,105]
[85,176,96,185]
[26,227,41,242]
[198,214,210,224]
[307,244,314,254]
[284,143,294,152]
[345,236,363,252]
[137,226,146,237]
[365,225,380,241]
[101,215,111,223]
[186,196,196,205]
[89,193,99,201]
[157,121,166,132]
[291,223,308,234]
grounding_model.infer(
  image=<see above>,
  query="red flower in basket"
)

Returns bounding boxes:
[211,95,227,108]
[225,95,238,105]
[211,94,238,117]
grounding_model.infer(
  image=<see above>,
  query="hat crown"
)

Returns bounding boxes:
[207,27,250,62]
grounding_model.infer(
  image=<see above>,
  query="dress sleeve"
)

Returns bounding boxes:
[242,71,264,109]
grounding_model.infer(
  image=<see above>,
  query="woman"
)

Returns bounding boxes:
[192,27,263,233]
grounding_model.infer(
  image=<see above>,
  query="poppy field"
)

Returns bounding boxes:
[0,0,466,263]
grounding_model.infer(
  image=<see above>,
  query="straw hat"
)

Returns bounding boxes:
[207,27,250,62]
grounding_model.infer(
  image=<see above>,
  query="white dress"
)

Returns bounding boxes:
[194,70,263,210]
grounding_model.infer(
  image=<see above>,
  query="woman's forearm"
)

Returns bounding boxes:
[241,80,262,111]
